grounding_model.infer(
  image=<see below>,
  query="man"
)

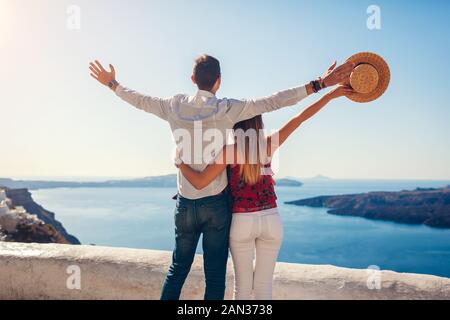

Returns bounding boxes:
[89,55,354,300]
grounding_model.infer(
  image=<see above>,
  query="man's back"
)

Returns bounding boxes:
[115,84,308,199]
[167,90,235,199]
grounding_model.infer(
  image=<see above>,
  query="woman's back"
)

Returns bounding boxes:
[228,164,277,213]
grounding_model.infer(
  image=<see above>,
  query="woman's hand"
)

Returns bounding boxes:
[326,85,354,100]
[89,60,117,89]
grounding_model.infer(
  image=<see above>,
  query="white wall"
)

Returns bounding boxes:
[0,242,449,300]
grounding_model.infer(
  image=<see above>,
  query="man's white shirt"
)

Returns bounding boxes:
[115,85,308,199]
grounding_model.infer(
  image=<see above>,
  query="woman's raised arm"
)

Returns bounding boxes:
[267,85,353,156]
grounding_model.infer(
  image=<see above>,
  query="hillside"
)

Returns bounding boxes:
[286,187,450,228]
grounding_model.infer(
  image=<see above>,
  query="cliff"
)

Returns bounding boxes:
[2,188,80,244]
[286,187,450,228]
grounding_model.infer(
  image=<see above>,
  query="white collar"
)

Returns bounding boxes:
[196,90,216,98]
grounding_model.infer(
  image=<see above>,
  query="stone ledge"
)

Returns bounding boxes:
[0,242,449,300]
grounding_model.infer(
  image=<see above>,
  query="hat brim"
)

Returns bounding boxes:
[345,52,390,103]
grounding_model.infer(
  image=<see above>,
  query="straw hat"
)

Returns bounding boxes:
[345,52,390,103]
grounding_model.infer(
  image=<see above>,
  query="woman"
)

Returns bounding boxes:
[177,85,352,299]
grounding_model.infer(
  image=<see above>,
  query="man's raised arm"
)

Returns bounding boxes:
[226,60,355,122]
[89,60,170,121]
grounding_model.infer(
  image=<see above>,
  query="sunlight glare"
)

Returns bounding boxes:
[0,0,8,42]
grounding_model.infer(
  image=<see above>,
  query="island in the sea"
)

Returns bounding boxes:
[0,176,303,190]
[275,178,303,187]
[0,175,178,189]
[286,187,450,229]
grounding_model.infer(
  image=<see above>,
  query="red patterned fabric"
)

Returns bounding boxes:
[229,164,278,213]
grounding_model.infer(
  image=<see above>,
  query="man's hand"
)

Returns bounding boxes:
[89,60,117,90]
[321,60,355,88]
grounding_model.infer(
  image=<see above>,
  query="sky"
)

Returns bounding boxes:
[1,0,450,180]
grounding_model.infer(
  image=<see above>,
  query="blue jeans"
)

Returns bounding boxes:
[160,190,232,300]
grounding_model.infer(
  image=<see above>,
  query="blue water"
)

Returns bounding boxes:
[31,179,450,278]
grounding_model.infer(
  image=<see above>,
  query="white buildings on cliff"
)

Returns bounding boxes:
[0,189,6,201]
[0,189,41,233]
[0,201,9,216]
[0,190,10,217]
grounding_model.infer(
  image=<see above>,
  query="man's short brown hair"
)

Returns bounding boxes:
[193,55,221,91]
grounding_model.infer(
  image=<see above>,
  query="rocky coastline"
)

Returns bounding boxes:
[0,188,80,244]
[286,187,450,228]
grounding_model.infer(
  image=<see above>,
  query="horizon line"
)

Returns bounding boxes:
[2,175,450,183]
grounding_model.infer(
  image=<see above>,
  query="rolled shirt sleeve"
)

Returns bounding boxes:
[226,85,308,123]
[115,85,171,121]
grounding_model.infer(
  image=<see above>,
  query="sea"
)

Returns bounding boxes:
[31,179,450,278]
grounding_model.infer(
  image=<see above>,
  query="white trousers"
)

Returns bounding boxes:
[229,208,284,300]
